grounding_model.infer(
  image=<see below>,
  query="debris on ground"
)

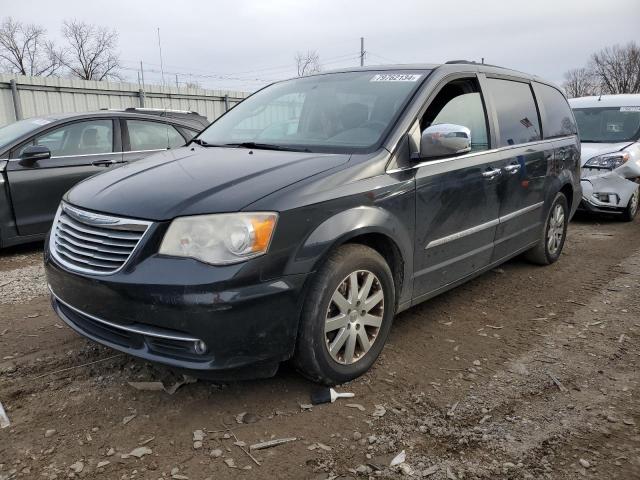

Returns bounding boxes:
[0,400,10,428]
[235,411,259,424]
[193,429,205,449]
[127,375,197,395]
[307,442,332,451]
[121,446,152,459]
[122,414,136,425]
[390,450,406,466]
[311,387,355,404]
[249,437,297,451]
[372,404,386,417]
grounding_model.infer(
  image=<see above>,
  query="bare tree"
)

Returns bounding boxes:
[59,20,121,81]
[295,50,321,77]
[562,67,597,98]
[0,17,62,76]
[590,42,640,94]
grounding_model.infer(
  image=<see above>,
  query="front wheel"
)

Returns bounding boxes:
[293,244,395,385]
[525,192,569,265]
[621,191,638,222]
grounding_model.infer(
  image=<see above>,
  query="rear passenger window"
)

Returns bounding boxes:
[485,79,541,147]
[533,83,576,139]
[126,120,185,151]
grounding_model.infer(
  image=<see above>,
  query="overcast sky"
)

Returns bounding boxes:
[4,0,639,92]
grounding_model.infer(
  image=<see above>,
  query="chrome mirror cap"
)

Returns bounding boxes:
[420,123,472,159]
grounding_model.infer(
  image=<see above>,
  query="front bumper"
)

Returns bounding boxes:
[578,173,638,214]
[45,250,309,379]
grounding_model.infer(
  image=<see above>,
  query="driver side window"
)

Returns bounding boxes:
[421,79,489,153]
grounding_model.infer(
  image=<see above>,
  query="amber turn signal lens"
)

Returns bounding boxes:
[251,216,277,252]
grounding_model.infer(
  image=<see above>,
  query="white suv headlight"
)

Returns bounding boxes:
[159,212,278,265]
[584,152,629,170]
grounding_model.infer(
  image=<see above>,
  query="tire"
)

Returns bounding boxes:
[621,191,638,222]
[525,192,569,265]
[293,244,395,385]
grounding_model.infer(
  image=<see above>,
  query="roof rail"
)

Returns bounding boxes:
[444,59,511,70]
[124,107,201,115]
[445,60,478,64]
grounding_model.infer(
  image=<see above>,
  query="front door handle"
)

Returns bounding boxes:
[504,163,521,174]
[92,159,117,167]
[482,168,502,180]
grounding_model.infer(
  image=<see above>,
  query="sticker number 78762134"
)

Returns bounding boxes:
[370,74,422,82]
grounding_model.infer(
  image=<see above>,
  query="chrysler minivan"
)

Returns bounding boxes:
[45,62,581,384]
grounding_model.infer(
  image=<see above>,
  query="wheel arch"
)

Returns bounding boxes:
[285,206,414,309]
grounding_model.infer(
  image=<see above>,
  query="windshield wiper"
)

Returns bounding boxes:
[190,138,226,147]
[225,142,311,153]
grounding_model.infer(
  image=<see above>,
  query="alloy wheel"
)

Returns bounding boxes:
[629,193,638,217]
[324,270,384,365]
[547,203,565,255]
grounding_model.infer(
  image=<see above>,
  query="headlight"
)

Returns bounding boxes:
[159,212,278,265]
[584,152,629,169]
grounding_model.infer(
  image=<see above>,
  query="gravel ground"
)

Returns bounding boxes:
[0,264,48,305]
[0,218,639,479]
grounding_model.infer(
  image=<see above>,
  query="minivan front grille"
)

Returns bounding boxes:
[51,204,151,275]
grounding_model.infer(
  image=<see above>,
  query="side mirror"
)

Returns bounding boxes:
[419,123,471,160]
[20,145,51,166]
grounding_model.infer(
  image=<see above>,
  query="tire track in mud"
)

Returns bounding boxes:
[335,253,640,479]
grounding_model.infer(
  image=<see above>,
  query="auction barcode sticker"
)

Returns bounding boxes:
[370,74,422,82]
[620,106,640,112]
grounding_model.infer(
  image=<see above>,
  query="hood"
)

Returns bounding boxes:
[579,142,633,166]
[65,146,349,220]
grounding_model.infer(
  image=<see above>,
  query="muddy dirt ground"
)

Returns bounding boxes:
[1,216,639,480]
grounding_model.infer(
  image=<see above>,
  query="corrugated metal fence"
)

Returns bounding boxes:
[0,74,250,127]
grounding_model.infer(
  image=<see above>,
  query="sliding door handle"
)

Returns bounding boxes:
[482,168,502,180]
[504,163,521,174]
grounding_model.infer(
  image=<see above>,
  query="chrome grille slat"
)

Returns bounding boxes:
[56,230,132,254]
[55,236,130,262]
[57,223,138,248]
[56,246,123,269]
[59,215,142,240]
[51,204,151,275]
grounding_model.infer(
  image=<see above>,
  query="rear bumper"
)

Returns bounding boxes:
[45,251,309,379]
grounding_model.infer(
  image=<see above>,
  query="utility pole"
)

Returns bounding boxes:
[175,74,179,88]
[140,61,146,89]
[157,27,165,87]
[360,37,365,67]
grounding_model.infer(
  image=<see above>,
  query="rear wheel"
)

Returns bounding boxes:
[293,244,395,385]
[621,191,638,222]
[525,192,568,265]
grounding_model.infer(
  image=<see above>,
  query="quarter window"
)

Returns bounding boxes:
[534,83,576,139]
[486,78,541,147]
[16,119,114,157]
[126,120,185,151]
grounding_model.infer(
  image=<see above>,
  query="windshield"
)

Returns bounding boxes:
[197,71,429,153]
[573,107,640,143]
[0,118,53,151]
